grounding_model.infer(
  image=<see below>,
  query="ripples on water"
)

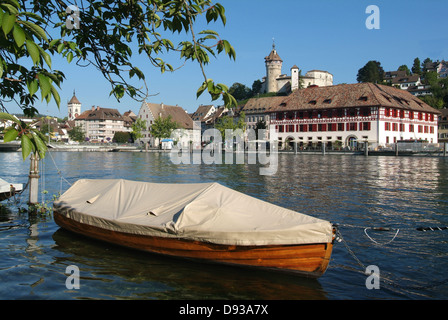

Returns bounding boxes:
[0,151,447,300]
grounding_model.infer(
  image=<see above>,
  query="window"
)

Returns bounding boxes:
[418,125,423,133]
[385,108,391,117]
[392,123,398,131]
[287,125,295,132]
[324,99,332,104]
[409,124,414,132]
[418,112,423,120]
[347,108,357,117]
[400,110,405,118]
[385,122,390,131]
[347,123,357,131]
[392,109,398,117]
[430,126,434,134]
[424,126,429,133]
[318,124,327,132]
[360,107,371,117]
[362,122,371,130]
[338,123,344,131]
[300,124,307,132]
[337,109,345,118]
[430,114,434,122]
[400,124,405,132]
[409,111,414,119]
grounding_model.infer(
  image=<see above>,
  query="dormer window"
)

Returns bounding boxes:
[309,100,317,105]
[323,99,332,104]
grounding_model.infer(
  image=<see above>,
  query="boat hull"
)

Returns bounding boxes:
[54,211,334,277]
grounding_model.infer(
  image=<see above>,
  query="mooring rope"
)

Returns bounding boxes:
[48,150,72,193]
[334,224,448,291]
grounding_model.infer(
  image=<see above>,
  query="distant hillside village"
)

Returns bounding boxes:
[3,46,448,150]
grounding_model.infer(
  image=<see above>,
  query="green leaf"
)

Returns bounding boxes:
[1,12,15,35]
[21,134,34,160]
[12,24,25,47]
[196,81,208,98]
[37,74,51,99]
[67,51,73,63]
[56,42,64,53]
[41,50,51,68]
[26,40,40,65]
[27,79,38,96]
[19,20,47,41]
[31,131,47,159]
[3,128,18,142]
[0,112,21,124]
[50,85,60,107]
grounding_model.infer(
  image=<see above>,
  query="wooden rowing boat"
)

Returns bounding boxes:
[53,179,335,277]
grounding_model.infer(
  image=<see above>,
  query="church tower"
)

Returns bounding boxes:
[265,42,283,93]
[68,90,81,121]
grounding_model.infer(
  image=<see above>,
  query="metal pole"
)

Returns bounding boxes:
[28,153,40,205]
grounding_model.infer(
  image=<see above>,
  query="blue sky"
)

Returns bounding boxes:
[5,0,448,118]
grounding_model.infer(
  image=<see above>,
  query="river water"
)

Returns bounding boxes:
[0,151,447,300]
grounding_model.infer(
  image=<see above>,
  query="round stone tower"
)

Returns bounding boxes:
[265,43,283,93]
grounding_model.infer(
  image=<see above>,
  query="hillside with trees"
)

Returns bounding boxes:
[357,58,448,109]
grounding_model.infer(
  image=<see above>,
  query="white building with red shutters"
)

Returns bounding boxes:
[266,82,440,149]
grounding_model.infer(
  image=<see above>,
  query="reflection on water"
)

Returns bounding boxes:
[52,229,327,300]
[0,151,448,299]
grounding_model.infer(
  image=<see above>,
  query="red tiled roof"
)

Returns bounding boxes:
[269,83,441,114]
[144,102,193,129]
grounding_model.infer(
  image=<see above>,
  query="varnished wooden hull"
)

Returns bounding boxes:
[54,211,334,277]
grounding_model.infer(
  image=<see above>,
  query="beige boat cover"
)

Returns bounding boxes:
[53,179,333,246]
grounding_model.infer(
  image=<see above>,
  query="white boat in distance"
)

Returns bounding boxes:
[0,178,23,201]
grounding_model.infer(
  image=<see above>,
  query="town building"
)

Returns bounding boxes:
[191,105,217,132]
[137,101,193,148]
[424,60,448,78]
[75,106,125,142]
[122,110,137,132]
[408,84,433,97]
[242,96,284,136]
[384,70,422,91]
[439,108,448,143]
[268,83,440,149]
[260,44,333,94]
